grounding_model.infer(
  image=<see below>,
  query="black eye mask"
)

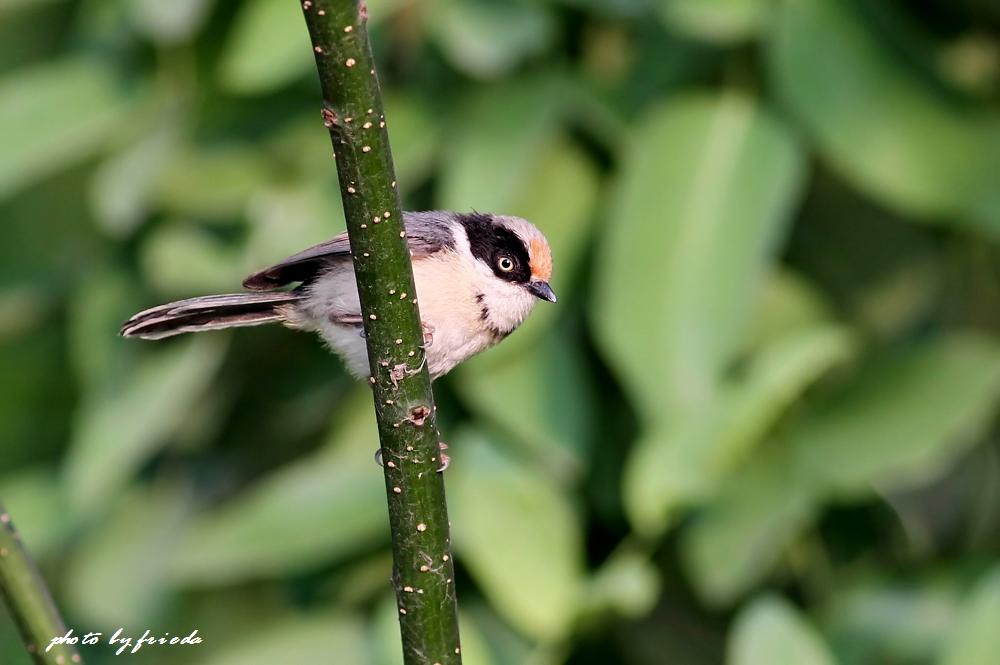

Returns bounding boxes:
[456,213,532,283]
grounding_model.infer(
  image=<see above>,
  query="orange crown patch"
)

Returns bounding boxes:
[529,237,552,282]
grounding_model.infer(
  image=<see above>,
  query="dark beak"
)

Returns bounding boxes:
[527,280,557,303]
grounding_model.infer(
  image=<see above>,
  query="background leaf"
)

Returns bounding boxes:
[728,596,836,665]
[0,467,68,559]
[658,0,766,43]
[0,58,133,197]
[681,445,817,605]
[437,76,565,213]
[449,430,585,641]
[216,0,311,94]
[168,390,387,584]
[594,91,805,422]
[193,613,368,665]
[64,337,225,517]
[3,1,1000,663]
[64,483,191,626]
[128,0,213,44]
[769,0,1000,232]
[794,334,1000,494]
[597,92,806,535]
[939,567,1000,665]
[426,0,558,79]
[457,328,596,484]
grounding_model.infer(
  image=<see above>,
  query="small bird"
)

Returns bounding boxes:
[121,211,556,380]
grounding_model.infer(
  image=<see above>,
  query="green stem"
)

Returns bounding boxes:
[297,2,461,664]
[0,504,82,665]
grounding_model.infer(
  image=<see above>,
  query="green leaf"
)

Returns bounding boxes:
[457,327,596,484]
[155,144,272,218]
[593,91,805,423]
[598,96,808,536]
[708,324,855,474]
[820,576,962,664]
[67,269,136,392]
[683,333,1000,605]
[743,269,836,353]
[64,483,191,626]
[449,430,584,640]
[939,567,1000,665]
[0,286,47,341]
[168,389,388,584]
[90,124,177,237]
[0,58,133,197]
[681,445,816,605]
[659,0,767,43]
[728,596,836,665]
[128,0,212,43]
[383,93,441,191]
[582,547,662,620]
[0,467,69,558]
[794,333,1000,494]
[64,337,225,516]
[218,0,408,94]
[0,327,73,469]
[543,0,653,16]
[437,75,565,213]
[216,0,311,94]
[193,613,367,665]
[426,0,558,79]
[0,0,66,14]
[139,223,246,296]
[768,0,1000,233]
[624,322,853,535]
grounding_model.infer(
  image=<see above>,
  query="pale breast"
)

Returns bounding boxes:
[293,251,503,380]
[412,253,500,377]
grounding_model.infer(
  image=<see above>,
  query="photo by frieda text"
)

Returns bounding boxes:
[47,628,203,656]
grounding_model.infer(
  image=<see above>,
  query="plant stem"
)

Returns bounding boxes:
[0,504,81,665]
[297,2,462,663]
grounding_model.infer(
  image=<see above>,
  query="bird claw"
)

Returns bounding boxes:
[421,323,435,349]
[436,441,450,472]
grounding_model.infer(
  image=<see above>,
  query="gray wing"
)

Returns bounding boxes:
[243,210,457,290]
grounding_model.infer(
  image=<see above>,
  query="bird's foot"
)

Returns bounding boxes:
[436,441,450,472]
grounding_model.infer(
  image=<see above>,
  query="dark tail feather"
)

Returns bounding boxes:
[120,292,301,340]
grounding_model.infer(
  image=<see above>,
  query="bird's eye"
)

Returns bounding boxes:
[497,256,515,272]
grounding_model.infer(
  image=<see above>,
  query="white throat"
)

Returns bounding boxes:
[475,273,538,336]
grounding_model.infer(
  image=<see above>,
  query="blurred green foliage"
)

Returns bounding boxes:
[1,0,999,663]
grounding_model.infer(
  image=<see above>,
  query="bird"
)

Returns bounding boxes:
[121,211,557,380]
